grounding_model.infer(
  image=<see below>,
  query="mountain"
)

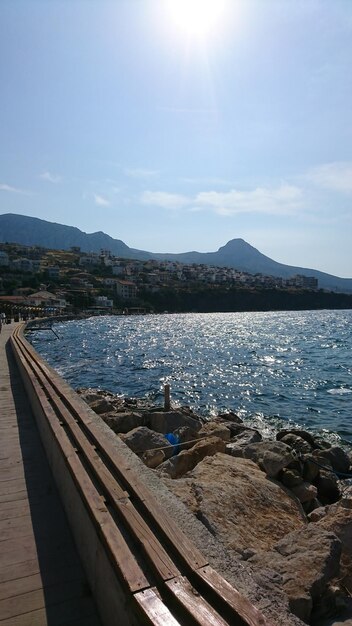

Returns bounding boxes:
[0,213,151,260]
[0,213,351,293]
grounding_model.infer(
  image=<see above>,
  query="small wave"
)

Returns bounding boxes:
[327,388,352,395]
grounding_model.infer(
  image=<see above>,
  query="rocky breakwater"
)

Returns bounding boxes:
[78,388,352,625]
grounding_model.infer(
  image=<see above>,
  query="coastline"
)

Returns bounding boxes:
[77,386,352,625]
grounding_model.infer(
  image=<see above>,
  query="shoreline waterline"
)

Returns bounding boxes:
[28,309,352,446]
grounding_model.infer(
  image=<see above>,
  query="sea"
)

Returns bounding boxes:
[29,309,352,446]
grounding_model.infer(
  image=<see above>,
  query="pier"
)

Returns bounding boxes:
[0,323,102,625]
[0,322,270,626]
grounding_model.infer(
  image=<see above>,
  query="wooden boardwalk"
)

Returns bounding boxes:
[0,323,102,626]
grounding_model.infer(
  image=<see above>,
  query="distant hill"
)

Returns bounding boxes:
[0,213,351,293]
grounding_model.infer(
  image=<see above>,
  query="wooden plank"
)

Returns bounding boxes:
[99,520,150,594]
[195,566,271,626]
[0,595,101,626]
[134,587,181,626]
[165,576,229,626]
[0,578,90,620]
[0,567,85,601]
[113,498,180,582]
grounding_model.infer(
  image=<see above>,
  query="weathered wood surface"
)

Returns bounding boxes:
[0,324,102,626]
[8,323,274,626]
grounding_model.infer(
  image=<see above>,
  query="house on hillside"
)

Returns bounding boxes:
[27,291,67,311]
[115,280,137,300]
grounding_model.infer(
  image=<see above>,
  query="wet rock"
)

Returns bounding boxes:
[313,446,352,476]
[148,410,202,435]
[197,421,231,442]
[277,429,317,449]
[225,428,263,457]
[248,526,341,623]
[120,426,174,459]
[89,397,115,415]
[158,436,226,479]
[217,411,243,424]
[243,441,295,478]
[102,411,145,434]
[279,433,313,455]
[162,454,306,553]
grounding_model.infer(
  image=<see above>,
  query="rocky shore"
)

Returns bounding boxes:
[77,388,352,625]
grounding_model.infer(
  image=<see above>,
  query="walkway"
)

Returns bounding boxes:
[0,323,102,626]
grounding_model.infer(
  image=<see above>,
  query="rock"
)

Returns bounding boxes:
[225,429,262,457]
[279,433,313,455]
[162,454,306,553]
[302,455,320,482]
[225,443,244,458]
[142,449,166,468]
[302,499,322,516]
[226,422,251,438]
[313,446,352,476]
[120,426,174,459]
[280,468,304,489]
[148,410,202,434]
[248,526,341,623]
[217,411,243,424]
[314,469,341,505]
[102,411,145,434]
[89,397,115,415]
[172,425,200,449]
[197,421,231,442]
[277,429,317,449]
[308,506,327,523]
[291,482,318,504]
[317,501,352,589]
[158,436,226,479]
[233,428,262,445]
[243,441,295,478]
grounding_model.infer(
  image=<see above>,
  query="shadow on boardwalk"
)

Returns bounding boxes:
[1,336,102,625]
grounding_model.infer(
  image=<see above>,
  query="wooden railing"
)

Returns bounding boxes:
[10,324,271,626]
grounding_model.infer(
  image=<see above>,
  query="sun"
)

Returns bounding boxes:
[165,0,228,39]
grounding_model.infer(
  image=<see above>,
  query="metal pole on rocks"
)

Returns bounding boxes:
[164,384,170,411]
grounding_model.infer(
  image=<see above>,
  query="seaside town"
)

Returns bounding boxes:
[0,242,319,316]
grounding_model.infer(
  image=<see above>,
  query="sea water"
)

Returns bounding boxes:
[29,310,352,445]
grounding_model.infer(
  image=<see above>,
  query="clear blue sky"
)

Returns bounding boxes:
[1,0,351,277]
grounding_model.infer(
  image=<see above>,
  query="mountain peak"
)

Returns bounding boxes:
[0,213,351,292]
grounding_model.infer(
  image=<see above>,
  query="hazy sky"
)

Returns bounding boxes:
[1,0,351,277]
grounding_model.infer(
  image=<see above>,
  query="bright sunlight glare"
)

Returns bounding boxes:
[165,0,229,39]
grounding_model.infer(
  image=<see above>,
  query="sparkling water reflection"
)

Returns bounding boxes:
[29,310,352,444]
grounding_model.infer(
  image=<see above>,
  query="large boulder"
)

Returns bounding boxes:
[103,411,145,434]
[317,500,352,592]
[277,429,318,449]
[162,454,306,554]
[248,526,341,623]
[148,410,202,434]
[313,446,352,476]
[279,433,313,455]
[314,469,340,505]
[158,436,226,479]
[120,426,174,459]
[243,441,295,478]
[197,421,231,442]
[89,396,115,415]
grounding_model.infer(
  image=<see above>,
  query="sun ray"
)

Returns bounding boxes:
[165,0,228,39]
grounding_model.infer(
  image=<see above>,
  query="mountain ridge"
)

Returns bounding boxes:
[0,213,351,293]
